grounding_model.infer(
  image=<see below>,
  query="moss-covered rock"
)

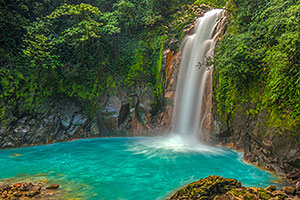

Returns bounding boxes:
[167,176,300,200]
[167,175,241,199]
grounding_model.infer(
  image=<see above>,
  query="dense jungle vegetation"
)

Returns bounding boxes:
[0,0,195,123]
[212,0,300,134]
[1,0,299,136]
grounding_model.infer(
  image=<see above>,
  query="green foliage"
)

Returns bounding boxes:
[214,0,300,131]
[111,0,162,34]
[151,37,165,113]
[1,2,119,122]
[154,38,165,97]
[21,3,119,106]
[0,0,61,66]
[194,0,226,8]
[1,0,194,122]
[125,46,145,87]
[152,0,178,17]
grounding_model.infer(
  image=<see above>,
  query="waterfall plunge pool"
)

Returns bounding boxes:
[0,136,279,199]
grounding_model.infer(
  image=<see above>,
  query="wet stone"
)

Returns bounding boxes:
[0,181,60,199]
[168,176,300,200]
[13,183,21,188]
[13,191,22,197]
[46,184,59,189]
[10,154,22,157]
[266,185,277,192]
[281,186,296,195]
[31,185,41,191]
[25,190,39,197]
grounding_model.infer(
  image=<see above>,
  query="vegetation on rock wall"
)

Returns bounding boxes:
[194,0,226,7]
[213,0,300,137]
[0,0,196,124]
[2,0,298,145]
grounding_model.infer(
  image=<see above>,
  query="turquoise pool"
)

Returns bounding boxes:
[0,136,279,199]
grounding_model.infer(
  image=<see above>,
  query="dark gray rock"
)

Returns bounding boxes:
[0,97,97,148]
[212,100,300,176]
[118,103,130,126]
[0,82,162,149]
[136,93,153,125]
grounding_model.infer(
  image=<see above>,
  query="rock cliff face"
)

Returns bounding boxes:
[0,89,161,148]
[207,8,300,182]
[0,48,179,149]
[0,4,209,149]
[211,99,300,181]
[96,89,155,136]
[0,98,96,148]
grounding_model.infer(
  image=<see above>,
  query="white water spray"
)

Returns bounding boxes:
[172,9,225,142]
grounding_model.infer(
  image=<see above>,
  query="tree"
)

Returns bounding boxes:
[194,0,227,8]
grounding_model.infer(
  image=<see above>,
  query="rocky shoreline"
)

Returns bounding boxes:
[2,175,300,199]
[0,182,60,199]
[214,142,300,194]
[211,104,300,195]
[167,175,300,200]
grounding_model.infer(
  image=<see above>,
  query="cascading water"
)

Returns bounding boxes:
[172,9,225,142]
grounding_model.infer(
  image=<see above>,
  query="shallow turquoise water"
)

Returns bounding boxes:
[0,136,278,199]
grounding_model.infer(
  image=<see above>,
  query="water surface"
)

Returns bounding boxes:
[0,136,278,199]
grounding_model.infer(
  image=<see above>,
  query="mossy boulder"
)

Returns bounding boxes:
[167,176,299,200]
[167,175,241,199]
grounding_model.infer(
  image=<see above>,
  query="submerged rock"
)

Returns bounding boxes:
[46,184,60,189]
[9,154,21,157]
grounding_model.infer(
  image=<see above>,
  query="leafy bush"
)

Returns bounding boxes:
[214,0,300,131]
[0,0,194,123]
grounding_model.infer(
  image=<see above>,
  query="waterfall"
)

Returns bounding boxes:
[172,9,225,143]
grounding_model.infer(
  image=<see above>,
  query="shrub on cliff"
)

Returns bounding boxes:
[214,0,300,133]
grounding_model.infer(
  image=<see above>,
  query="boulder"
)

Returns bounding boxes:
[102,95,122,130]
[1,181,60,199]
[287,172,300,181]
[46,184,59,190]
[266,185,277,192]
[281,186,296,195]
[296,182,300,196]
[167,176,300,200]
[118,103,130,127]
[167,175,241,200]
[0,96,97,148]
[13,191,22,197]
[136,93,153,125]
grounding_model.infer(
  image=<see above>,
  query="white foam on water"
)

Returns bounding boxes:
[127,136,225,159]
